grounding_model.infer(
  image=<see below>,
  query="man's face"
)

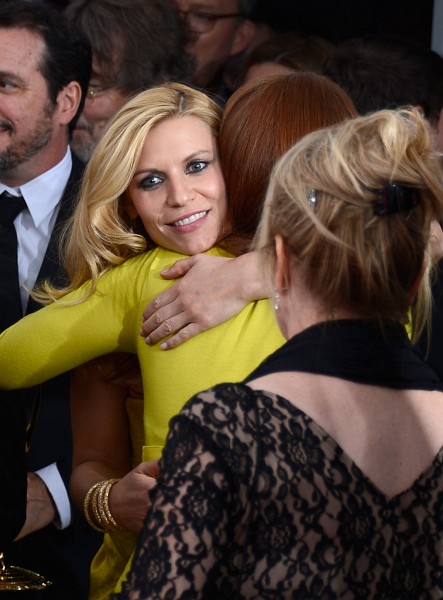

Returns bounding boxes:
[70,56,128,162]
[175,0,246,87]
[0,27,60,185]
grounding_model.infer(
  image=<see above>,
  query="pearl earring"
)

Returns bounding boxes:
[274,290,280,311]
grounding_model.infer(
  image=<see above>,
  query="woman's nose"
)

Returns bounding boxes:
[167,176,194,207]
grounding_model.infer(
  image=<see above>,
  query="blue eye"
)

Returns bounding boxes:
[138,174,163,190]
[187,160,209,174]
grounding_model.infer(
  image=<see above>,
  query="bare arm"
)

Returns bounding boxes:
[70,356,158,534]
[140,252,271,350]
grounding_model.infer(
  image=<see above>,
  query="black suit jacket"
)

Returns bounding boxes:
[4,154,102,599]
[0,387,26,548]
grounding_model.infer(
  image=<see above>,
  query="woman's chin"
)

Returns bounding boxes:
[167,236,219,257]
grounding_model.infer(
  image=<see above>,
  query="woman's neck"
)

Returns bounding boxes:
[278,286,364,341]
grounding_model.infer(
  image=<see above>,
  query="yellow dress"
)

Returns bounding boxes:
[0,246,285,600]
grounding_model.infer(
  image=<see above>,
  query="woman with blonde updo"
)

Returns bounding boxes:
[118,108,443,599]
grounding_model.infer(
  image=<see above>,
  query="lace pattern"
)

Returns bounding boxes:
[119,382,443,599]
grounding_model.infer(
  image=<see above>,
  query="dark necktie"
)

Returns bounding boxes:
[0,191,27,330]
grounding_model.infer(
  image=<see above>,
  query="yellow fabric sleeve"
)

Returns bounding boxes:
[0,245,284,600]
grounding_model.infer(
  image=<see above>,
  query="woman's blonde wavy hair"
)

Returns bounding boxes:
[255,108,443,341]
[39,82,223,302]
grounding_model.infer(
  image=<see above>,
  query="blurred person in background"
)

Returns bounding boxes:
[176,0,261,102]
[65,0,191,162]
[242,31,335,83]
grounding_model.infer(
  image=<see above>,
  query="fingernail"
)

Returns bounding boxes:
[145,336,151,345]
[160,342,168,350]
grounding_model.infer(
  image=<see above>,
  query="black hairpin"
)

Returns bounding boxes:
[374,183,420,216]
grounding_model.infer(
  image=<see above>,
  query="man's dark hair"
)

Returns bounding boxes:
[65,0,191,95]
[239,0,258,18]
[0,0,91,133]
[323,35,443,124]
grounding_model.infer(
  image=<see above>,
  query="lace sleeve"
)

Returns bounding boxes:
[118,390,255,599]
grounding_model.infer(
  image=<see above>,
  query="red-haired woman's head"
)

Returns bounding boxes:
[219,72,358,252]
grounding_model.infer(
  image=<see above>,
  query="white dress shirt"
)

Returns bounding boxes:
[0,148,73,529]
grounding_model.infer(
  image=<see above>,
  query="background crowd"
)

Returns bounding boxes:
[0,0,442,598]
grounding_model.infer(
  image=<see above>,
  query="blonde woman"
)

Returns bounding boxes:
[0,82,284,598]
[0,75,358,598]
[118,108,443,598]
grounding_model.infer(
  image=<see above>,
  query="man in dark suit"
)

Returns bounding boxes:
[0,2,101,598]
[0,390,26,549]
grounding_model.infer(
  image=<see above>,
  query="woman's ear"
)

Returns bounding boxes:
[429,219,443,265]
[274,234,290,292]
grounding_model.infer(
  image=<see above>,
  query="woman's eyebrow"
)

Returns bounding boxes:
[132,149,213,177]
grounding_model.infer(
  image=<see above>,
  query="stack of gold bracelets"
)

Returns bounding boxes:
[83,479,122,533]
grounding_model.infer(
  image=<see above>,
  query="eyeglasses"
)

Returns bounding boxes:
[180,11,243,34]
[87,84,115,101]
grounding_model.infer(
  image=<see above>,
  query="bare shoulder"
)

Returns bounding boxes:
[248,372,443,497]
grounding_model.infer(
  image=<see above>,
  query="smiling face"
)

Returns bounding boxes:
[0,27,63,184]
[128,115,227,255]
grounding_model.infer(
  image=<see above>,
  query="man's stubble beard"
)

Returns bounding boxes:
[0,101,56,174]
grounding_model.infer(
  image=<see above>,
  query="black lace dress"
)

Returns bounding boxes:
[118,320,443,599]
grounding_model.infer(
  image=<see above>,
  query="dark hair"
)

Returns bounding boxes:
[65,0,191,95]
[219,72,358,253]
[0,0,91,133]
[323,35,443,124]
[243,32,335,80]
[239,0,258,17]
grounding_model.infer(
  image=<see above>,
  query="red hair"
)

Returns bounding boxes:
[219,72,358,253]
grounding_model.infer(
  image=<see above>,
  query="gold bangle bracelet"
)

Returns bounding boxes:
[102,479,122,531]
[83,481,105,533]
[83,479,122,533]
[96,481,108,529]
[91,482,103,530]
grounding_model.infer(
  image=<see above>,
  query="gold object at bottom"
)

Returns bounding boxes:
[0,552,52,591]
